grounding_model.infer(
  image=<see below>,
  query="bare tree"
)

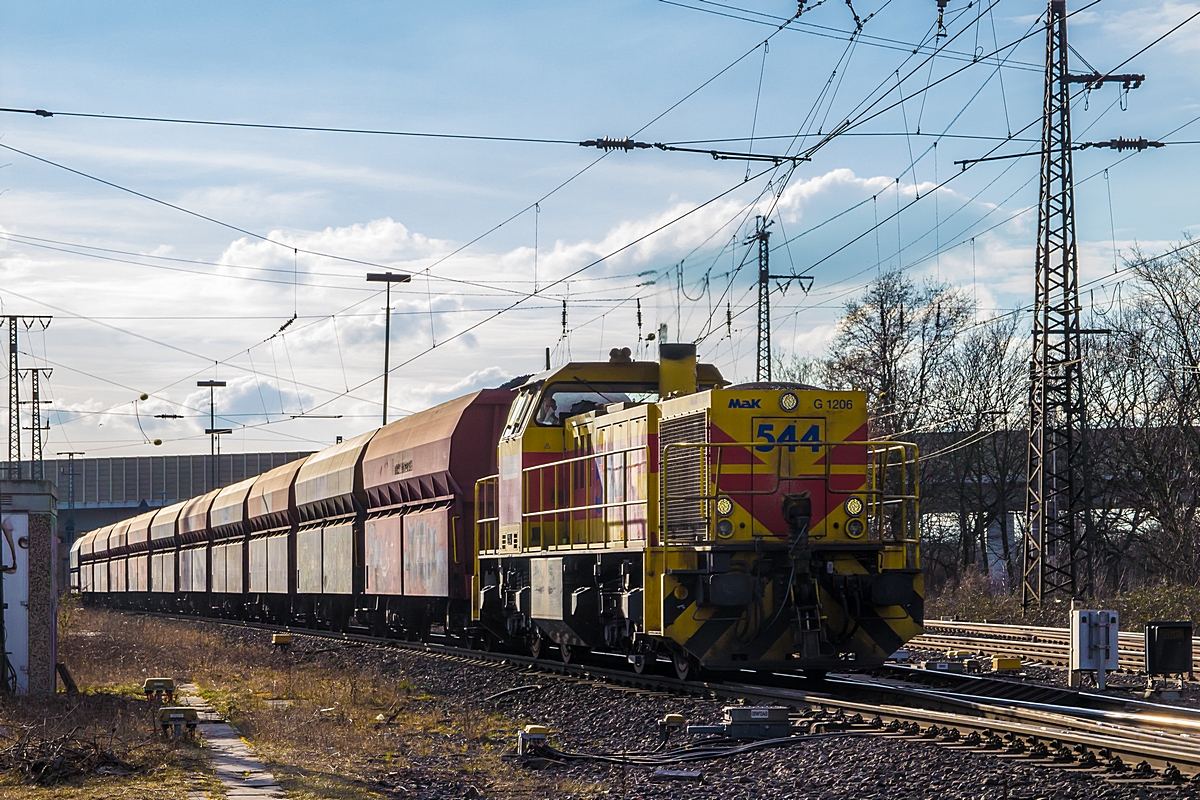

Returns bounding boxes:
[825,270,972,437]
[1085,242,1200,588]
[928,315,1028,587]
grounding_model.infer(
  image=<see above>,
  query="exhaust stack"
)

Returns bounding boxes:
[659,343,698,398]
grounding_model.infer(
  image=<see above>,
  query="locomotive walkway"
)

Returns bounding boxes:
[178,682,287,799]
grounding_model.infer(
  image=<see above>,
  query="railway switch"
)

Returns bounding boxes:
[143,677,175,703]
[157,706,198,739]
[272,633,293,652]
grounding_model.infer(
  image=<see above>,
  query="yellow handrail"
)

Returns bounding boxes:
[520,444,649,548]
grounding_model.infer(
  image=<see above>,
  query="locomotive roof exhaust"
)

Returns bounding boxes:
[659,342,697,398]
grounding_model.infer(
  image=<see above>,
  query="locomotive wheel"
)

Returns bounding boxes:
[672,650,693,681]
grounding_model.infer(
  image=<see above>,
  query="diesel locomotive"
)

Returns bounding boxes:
[72,344,923,678]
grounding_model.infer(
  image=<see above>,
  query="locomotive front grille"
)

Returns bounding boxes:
[660,412,708,542]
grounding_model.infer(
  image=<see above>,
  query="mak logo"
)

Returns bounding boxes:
[727,398,761,409]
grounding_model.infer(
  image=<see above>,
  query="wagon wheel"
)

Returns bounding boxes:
[559,644,579,664]
[528,629,545,660]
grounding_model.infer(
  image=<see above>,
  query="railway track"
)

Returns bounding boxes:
[128,610,1200,785]
[912,620,1200,673]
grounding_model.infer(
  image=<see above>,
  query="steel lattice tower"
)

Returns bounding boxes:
[749,216,773,382]
[1023,0,1089,605]
[6,319,17,480]
[22,368,50,481]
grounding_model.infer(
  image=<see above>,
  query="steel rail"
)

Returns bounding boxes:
[915,620,1200,672]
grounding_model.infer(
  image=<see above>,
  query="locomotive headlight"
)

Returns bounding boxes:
[715,496,734,517]
[846,518,866,538]
[716,520,734,539]
[844,496,865,517]
[779,391,799,412]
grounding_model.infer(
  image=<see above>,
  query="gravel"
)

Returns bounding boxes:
[198,624,1198,799]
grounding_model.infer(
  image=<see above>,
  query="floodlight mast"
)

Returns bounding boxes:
[366,272,413,425]
[197,380,228,489]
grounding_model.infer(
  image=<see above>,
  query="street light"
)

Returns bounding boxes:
[366,272,412,425]
[197,380,230,489]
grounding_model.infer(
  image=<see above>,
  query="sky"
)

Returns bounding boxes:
[1,0,1198,459]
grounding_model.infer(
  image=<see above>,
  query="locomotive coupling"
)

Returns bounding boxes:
[782,492,812,550]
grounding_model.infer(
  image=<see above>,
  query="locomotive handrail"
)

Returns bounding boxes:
[474,474,500,555]
[520,443,649,550]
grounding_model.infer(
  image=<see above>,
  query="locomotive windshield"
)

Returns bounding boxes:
[534,382,658,426]
[502,387,537,437]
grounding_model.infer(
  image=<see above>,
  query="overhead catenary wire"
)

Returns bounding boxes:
[17,0,1199,454]
[658,0,1042,71]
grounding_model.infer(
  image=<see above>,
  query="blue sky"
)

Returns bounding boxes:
[1,1,1198,457]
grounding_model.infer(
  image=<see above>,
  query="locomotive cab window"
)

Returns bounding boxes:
[534,383,659,426]
[502,387,538,438]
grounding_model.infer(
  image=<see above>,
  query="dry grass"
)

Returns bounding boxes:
[0,690,218,799]
[927,570,1200,629]
[56,607,585,799]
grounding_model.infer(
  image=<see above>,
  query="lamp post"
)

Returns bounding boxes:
[197,380,230,489]
[366,272,412,425]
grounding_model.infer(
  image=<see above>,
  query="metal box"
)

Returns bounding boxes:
[1145,621,1193,676]
[1069,609,1119,671]
[157,705,197,723]
[722,706,792,739]
[143,677,175,693]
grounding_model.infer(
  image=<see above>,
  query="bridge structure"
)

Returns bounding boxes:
[3,452,311,587]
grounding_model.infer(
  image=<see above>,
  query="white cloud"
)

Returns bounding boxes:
[10,165,1130,456]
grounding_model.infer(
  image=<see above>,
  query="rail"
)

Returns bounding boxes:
[918,619,1200,673]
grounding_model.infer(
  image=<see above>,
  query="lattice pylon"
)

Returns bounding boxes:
[1023,0,1092,606]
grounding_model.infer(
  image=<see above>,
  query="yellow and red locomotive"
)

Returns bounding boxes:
[474,344,922,677]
